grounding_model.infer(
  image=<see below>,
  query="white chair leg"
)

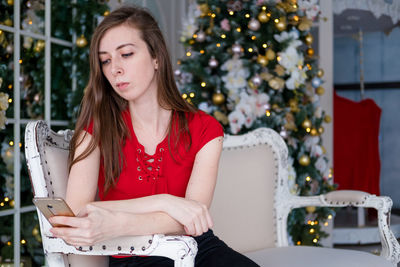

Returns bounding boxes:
[357,207,366,227]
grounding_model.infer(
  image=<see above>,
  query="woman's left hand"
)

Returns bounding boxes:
[49,203,119,246]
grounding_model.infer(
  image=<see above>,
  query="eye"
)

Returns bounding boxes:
[100,59,110,65]
[122,52,133,58]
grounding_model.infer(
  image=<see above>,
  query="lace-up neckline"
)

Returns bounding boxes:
[126,109,169,194]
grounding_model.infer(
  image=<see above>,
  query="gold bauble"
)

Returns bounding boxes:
[7,0,13,5]
[76,35,88,48]
[302,119,312,129]
[104,10,110,16]
[257,54,268,67]
[310,128,318,136]
[317,68,324,78]
[324,115,332,123]
[266,48,275,60]
[212,92,225,105]
[32,227,39,236]
[268,77,285,90]
[306,206,316,213]
[258,11,269,23]
[299,155,310,166]
[199,3,210,17]
[304,33,313,46]
[316,86,325,95]
[34,40,45,53]
[275,18,287,31]
[4,18,13,27]
[318,126,324,134]
[306,47,314,57]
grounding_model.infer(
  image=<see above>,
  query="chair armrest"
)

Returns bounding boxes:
[42,234,197,263]
[275,190,400,265]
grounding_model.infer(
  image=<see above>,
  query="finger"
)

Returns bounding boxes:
[193,217,203,236]
[206,210,213,228]
[184,225,195,236]
[50,216,89,228]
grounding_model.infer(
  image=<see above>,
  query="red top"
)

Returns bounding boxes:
[87,109,224,200]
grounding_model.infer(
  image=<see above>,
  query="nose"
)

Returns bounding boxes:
[111,59,123,76]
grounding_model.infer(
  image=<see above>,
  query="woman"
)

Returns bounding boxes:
[50,5,258,267]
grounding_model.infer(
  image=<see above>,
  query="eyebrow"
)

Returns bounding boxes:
[98,43,135,55]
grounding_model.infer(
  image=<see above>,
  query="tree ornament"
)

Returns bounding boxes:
[279,129,288,138]
[33,40,45,53]
[318,126,324,134]
[6,44,13,54]
[324,115,332,123]
[104,10,110,16]
[250,75,262,87]
[257,54,268,67]
[268,77,284,90]
[317,68,324,78]
[76,35,88,48]
[212,92,225,105]
[310,128,318,136]
[306,47,314,57]
[275,17,287,31]
[208,57,219,68]
[299,155,310,166]
[316,86,325,95]
[258,11,269,23]
[195,30,206,42]
[174,69,181,76]
[232,43,242,54]
[302,119,312,129]
[306,206,316,213]
[248,18,261,31]
[4,18,13,27]
[266,48,275,60]
[304,33,313,46]
[7,0,13,5]
[199,3,210,17]
[311,77,322,88]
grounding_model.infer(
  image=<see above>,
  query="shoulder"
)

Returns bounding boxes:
[187,110,224,151]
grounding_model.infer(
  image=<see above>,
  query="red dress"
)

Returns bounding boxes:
[88,109,224,200]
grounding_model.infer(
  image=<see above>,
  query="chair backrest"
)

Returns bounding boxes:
[210,128,290,253]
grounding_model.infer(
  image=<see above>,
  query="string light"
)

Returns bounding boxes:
[324,222,329,226]
[189,92,195,98]
[7,241,11,246]
[8,98,12,103]
[274,18,279,23]
[186,51,192,57]
[221,34,226,38]
[19,143,22,148]
[306,128,311,132]
[296,241,301,245]
[21,239,26,245]
[28,20,33,25]
[216,43,221,47]
[0,202,4,207]
[211,13,216,18]
[177,60,181,65]
[192,34,198,39]
[201,82,206,87]
[229,11,234,15]
[236,27,241,32]
[245,13,250,18]
[9,141,14,146]
[4,197,9,202]
[262,44,268,48]
[265,110,271,117]
[248,48,253,52]
[305,176,311,182]
[8,84,12,89]
[182,93,188,99]
[313,238,318,243]
[262,6,267,10]
[328,215,333,220]
[277,56,281,61]
[309,228,315,234]
[200,50,205,54]
[19,59,22,64]
[251,36,256,40]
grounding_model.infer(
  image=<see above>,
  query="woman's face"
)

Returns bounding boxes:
[98,24,158,102]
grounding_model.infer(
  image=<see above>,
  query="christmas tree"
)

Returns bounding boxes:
[177,0,336,246]
[0,0,107,265]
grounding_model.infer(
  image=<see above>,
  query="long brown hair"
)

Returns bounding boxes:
[69,5,196,194]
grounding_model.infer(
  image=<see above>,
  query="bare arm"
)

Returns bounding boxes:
[51,135,223,245]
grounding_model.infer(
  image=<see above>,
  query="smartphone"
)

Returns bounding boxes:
[33,197,75,227]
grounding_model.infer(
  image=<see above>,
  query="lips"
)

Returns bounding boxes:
[116,82,130,90]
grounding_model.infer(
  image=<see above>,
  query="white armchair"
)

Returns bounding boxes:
[210,127,400,267]
[24,121,197,267]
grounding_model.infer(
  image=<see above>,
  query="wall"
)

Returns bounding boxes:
[334,27,400,208]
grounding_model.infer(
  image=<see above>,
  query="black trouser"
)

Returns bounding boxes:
[109,230,259,267]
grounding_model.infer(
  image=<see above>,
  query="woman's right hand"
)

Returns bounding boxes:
[162,195,213,236]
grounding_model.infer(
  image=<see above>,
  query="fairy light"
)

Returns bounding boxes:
[293,15,299,21]
[309,228,315,234]
[324,222,329,226]
[262,6,267,10]
[262,44,268,48]
[0,202,4,207]
[19,143,22,148]
[189,92,195,98]
[211,13,216,18]
[236,27,241,32]
[277,56,281,61]
[310,221,315,226]
[200,50,205,54]
[201,82,206,87]
[8,98,12,103]
[193,34,198,39]
[216,43,221,47]
[186,51,191,57]
[177,60,181,65]
[245,13,250,18]
[306,128,311,132]
[305,176,311,182]
[7,241,11,246]
[182,93,188,99]
[265,110,271,117]
[9,141,14,146]
[298,65,303,70]
[314,221,318,225]
[221,34,226,38]
[251,36,256,40]
[313,238,318,243]
[28,20,33,25]
[21,239,26,245]
[296,241,301,245]
[328,215,333,220]
[229,11,234,15]
[19,59,22,64]
[248,48,253,52]
[4,197,9,202]
[8,84,12,89]
[307,220,312,225]
[274,18,279,23]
